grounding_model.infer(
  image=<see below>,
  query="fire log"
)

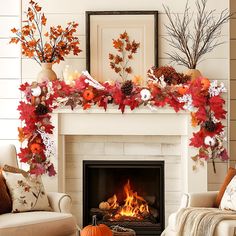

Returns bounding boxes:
[111,226,136,236]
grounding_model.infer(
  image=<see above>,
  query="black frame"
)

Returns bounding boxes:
[86,10,159,73]
[83,160,165,235]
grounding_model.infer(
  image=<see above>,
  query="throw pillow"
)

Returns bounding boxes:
[215,167,236,207]
[2,170,51,213]
[0,169,12,214]
[220,175,236,211]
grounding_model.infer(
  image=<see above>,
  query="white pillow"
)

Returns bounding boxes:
[2,171,51,213]
[220,175,236,211]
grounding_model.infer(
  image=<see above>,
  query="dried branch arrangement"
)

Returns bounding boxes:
[10,0,81,65]
[163,0,232,69]
[109,31,140,81]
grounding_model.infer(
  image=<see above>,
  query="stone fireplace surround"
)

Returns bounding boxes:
[45,107,208,227]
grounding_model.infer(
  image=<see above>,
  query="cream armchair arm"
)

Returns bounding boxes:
[185,191,219,208]
[47,192,72,213]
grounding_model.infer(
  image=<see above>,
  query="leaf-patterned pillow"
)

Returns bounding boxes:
[220,175,236,211]
[2,171,51,213]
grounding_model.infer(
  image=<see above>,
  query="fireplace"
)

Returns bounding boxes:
[83,160,165,236]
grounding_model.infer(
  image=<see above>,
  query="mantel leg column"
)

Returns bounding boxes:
[181,115,208,193]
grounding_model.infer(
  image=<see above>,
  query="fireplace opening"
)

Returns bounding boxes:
[83,161,165,236]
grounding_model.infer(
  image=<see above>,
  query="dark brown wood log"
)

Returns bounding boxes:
[112,227,136,236]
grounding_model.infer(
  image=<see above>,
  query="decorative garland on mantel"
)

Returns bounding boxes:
[18,68,228,176]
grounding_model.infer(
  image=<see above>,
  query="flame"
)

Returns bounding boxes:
[107,180,149,220]
[108,194,119,209]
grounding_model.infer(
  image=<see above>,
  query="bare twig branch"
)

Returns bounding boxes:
[163,0,232,69]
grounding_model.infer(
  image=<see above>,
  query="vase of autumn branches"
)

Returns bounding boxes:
[10,0,81,82]
[37,63,57,82]
[163,0,232,79]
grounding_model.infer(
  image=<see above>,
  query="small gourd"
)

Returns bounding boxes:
[80,215,112,236]
[99,201,110,210]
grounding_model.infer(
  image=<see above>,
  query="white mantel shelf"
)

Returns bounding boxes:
[53,106,189,136]
[47,106,207,196]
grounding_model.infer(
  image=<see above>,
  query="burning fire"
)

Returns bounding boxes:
[107,180,149,220]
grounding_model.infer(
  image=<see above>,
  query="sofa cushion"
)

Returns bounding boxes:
[215,167,236,207]
[0,169,12,214]
[0,211,77,236]
[2,171,51,212]
[220,175,236,211]
[215,220,236,236]
[167,212,178,231]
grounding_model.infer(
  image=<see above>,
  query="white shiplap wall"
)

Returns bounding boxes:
[0,0,21,150]
[0,0,229,189]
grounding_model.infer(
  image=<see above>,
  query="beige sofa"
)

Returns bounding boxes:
[0,145,78,236]
[162,191,236,236]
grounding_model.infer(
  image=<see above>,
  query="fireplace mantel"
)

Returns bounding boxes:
[46,106,207,196]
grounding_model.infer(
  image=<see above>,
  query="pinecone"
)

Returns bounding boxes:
[204,120,216,132]
[35,103,49,116]
[121,80,133,96]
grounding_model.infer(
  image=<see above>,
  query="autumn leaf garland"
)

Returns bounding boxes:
[17,68,228,176]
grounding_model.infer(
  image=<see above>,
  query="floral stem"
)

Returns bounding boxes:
[212,158,216,174]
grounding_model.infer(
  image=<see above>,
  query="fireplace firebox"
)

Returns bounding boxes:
[83,161,165,236]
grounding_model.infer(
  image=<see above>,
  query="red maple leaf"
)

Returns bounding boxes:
[18,101,36,122]
[19,82,30,92]
[18,147,32,163]
[47,164,57,176]
[204,122,224,136]
[168,95,184,112]
[154,97,169,107]
[209,96,226,120]
[195,107,207,122]
[83,103,91,110]
[123,98,140,110]
[74,75,88,91]
[191,93,207,107]
[219,149,229,161]
[30,163,45,176]
[199,148,209,160]
[190,130,205,148]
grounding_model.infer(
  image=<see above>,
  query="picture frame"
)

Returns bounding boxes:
[86,11,158,82]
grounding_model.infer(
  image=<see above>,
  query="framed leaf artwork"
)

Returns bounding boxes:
[86,11,158,83]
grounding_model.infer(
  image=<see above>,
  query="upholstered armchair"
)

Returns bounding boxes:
[162,191,236,236]
[0,144,78,236]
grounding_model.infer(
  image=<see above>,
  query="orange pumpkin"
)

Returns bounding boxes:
[201,77,210,91]
[178,86,188,95]
[30,143,42,154]
[80,215,112,236]
[83,89,94,101]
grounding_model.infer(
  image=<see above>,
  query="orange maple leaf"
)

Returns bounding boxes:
[113,39,123,50]
[41,13,47,26]
[191,112,198,127]
[18,127,25,143]
[11,28,18,33]
[34,3,42,12]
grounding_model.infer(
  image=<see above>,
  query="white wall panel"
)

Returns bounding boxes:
[0,17,20,38]
[0,119,20,139]
[0,0,20,15]
[0,99,19,118]
[0,80,20,99]
[0,59,20,78]
[0,39,20,57]
[22,0,229,14]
